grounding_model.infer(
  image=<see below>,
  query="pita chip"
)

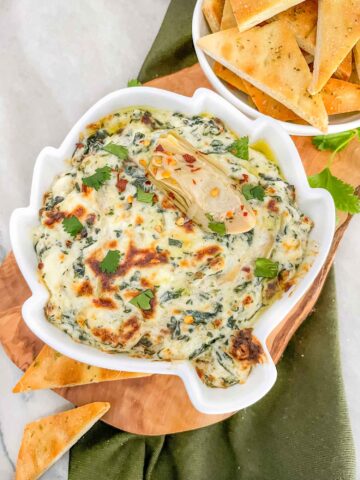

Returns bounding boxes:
[355,41,360,79]
[202,0,225,32]
[15,402,110,480]
[197,22,328,131]
[213,62,248,93]
[309,0,360,94]
[220,0,237,30]
[13,345,150,393]
[334,52,353,81]
[322,78,360,115]
[305,51,354,81]
[273,0,318,52]
[214,63,300,120]
[229,0,306,32]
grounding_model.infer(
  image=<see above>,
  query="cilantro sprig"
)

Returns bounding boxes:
[242,184,265,201]
[254,258,279,278]
[62,216,83,237]
[130,289,154,310]
[102,143,128,160]
[308,168,360,214]
[227,137,249,160]
[127,79,142,87]
[82,166,112,191]
[99,250,121,274]
[312,129,360,155]
[310,128,360,214]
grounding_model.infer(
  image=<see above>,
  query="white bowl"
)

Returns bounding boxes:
[192,0,360,136]
[10,86,335,414]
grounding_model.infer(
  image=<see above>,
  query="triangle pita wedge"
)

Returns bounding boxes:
[15,402,110,480]
[197,22,328,131]
[12,344,150,393]
[309,0,360,94]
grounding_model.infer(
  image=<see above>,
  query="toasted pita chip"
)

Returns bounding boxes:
[15,402,110,480]
[197,22,328,131]
[13,345,150,393]
[220,0,237,29]
[243,81,301,121]
[309,0,360,94]
[273,0,317,52]
[305,51,353,81]
[334,52,353,81]
[213,62,248,93]
[322,78,360,114]
[355,41,360,79]
[214,62,300,120]
[229,0,306,32]
[202,0,225,32]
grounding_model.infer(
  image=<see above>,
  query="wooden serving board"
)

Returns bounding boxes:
[0,64,359,436]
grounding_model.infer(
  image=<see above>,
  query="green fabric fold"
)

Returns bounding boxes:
[69,1,355,478]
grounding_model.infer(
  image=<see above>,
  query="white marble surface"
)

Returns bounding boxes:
[0,0,359,479]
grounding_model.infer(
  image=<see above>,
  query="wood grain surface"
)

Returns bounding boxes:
[0,64,359,435]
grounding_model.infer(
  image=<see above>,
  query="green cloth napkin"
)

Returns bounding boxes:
[69,2,355,478]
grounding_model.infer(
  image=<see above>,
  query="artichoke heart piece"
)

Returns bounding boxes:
[148,133,256,234]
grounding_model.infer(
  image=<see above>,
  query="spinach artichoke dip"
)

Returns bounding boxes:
[34,107,313,388]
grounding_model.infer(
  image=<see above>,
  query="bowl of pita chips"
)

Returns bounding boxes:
[193,0,360,135]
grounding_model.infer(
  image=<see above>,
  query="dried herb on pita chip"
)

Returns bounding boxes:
[13,345,150,393]
[15,402,110,480]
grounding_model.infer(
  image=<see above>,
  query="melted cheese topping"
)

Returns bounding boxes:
[34,107,313,388]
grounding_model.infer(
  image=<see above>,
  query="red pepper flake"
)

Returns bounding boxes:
[38,262,44,270]
[240,205,244,210]
[243,211,248,217]
[239,174,249,184]
[155,144,164,152]
[76,143,84,149]
[183,153,196,164]
[242,266,251,273]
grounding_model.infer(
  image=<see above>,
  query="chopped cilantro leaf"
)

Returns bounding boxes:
[254,258,279,278]
[102,143,128,160]
[136,186,154,204]
[130,289,154,310]
[62,216,83,237]
[99,250,121,274]
[308,167,360,214]
[227,137,249,160]
[208,221,226,236]
[127,79,142,87]
[168,238,183,247]
[82,166,112,190]
[242,184,265,201]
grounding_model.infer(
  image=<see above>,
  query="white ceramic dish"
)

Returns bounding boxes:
[10,86,335,414]
[192,0,360,136]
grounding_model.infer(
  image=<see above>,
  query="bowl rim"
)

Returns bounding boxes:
[9,86,335,414]
[192,0,360,137]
